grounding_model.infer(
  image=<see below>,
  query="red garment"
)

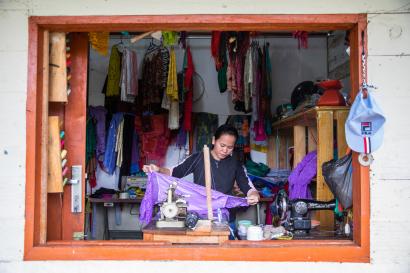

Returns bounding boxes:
[135,114,171,166]
[211,31,222,70]
[184,90,193,132]
[183,47,194,132]
[184,47,194,90]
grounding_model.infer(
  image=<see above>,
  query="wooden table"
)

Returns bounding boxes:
[143,221,230,244]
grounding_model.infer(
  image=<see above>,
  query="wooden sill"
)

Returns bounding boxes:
[25,239,368,262]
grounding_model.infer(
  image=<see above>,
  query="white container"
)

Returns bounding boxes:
[237,220,252,238]
[246,225,263,241]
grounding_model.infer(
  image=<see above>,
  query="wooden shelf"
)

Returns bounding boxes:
[270,106,350,230]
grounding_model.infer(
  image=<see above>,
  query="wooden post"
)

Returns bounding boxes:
[49,32,68,102]
[39,30,49,244]
[203,145,213,220]
[293,125,306,168]
[316,110,335,230]
[336,110,349,158]
[47,116,63,193]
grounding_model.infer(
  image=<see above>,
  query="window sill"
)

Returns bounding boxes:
[25,239,369,262]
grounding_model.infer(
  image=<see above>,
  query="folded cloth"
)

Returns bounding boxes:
[139,172,248,224]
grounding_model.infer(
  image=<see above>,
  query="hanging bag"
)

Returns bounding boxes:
[322,152,353,209]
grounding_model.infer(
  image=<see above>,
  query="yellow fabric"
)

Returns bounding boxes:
[166,48,178,101]
[162,31,179,47]
[89,32,109,56]
[250,143,268,153]
[106,45,121,97]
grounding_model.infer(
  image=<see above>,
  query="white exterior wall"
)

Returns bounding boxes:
[0,0,409,272]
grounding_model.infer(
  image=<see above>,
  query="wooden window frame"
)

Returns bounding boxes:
[25,14,369,262]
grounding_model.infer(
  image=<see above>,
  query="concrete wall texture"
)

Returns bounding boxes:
[0,0,409,272]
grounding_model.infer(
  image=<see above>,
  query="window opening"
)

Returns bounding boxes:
[25,14,370,262]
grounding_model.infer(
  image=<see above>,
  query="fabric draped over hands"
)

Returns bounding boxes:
[139,172,249,224]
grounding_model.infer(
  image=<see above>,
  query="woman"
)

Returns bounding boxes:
[143,124,259,205]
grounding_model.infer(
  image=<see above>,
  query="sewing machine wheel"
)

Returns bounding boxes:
[270,190,288,221]
[162,203,179,219]
[294,201,308,215]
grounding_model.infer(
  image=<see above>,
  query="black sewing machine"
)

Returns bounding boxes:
[270,191,336,235]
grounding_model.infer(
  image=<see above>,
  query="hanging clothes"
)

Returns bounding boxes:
[162,31,179,47]
[141,42,166,107]
[106,45,121,97]
[120,47,138,103]
[183,47,194,132]
[103,112,124,174]
[166,48,179,101]
[226,115,251,163]
[192,112,219,153]
[88,106,107,160]
[130,129,140,174]
[89,32,109,56]
[119,114,136,187]
[264,43,273,136]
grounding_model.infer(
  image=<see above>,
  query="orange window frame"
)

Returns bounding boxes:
[25,14,370,262]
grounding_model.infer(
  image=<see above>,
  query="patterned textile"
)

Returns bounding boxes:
[225,115,251,162]
[193,112,219,153]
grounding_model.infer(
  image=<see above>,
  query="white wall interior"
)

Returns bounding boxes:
[0,0,409,272]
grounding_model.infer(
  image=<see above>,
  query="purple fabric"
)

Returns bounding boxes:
[139,172,248,224]
[130,130,139,174]
[88,106,107,159]
[288,151,317,200]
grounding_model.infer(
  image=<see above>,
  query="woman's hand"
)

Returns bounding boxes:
[246,189,260,205]
[142,164,159,173]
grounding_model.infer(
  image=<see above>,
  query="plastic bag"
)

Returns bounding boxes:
[322,152,353,209]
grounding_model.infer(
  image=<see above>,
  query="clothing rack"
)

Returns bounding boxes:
[110,31,331,40]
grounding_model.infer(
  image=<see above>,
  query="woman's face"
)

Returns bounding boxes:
[211,134,236,160]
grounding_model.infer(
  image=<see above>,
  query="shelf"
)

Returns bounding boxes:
[269,105,350,230]
[272,106,350,129]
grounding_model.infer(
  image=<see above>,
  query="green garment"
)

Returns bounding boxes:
[106,45,121,97]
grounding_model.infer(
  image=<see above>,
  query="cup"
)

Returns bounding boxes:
[247,225,263,241]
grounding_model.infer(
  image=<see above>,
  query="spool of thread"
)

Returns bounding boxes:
[61,149,67,159]
[119,192,129,199]
[61,158,67,168]
[61,139,65,149]
[60,131,65,139]
[62,166,68,176]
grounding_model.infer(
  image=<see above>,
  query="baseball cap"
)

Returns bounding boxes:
[345,88,386,154]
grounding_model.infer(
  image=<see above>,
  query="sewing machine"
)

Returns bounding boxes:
[270,191,336,235]
[156,182,188,228]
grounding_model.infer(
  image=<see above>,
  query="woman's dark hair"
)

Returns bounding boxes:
[214,124,238,140]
